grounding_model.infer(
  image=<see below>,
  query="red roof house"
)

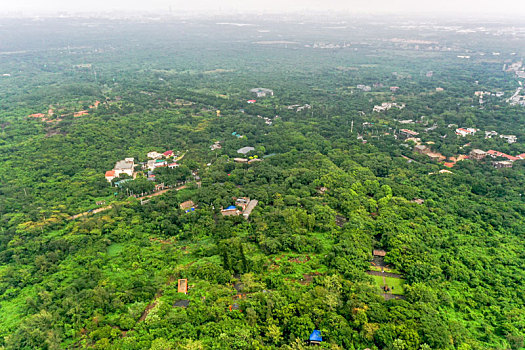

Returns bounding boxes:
[105,170,116,182]
[163,150,174,157]
[486,150,519,161]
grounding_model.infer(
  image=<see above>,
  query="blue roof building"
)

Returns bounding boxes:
[309,330,322,344]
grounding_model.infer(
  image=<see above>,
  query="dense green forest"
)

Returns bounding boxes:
[1,16,525,349]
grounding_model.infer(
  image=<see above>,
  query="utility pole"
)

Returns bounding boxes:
[351,120,354,133]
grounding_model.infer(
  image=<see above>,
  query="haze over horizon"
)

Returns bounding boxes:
[3,0,525,18]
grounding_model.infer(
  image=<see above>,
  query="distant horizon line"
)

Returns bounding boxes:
[0,9,524,21]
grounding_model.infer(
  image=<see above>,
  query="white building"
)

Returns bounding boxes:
[500,134,517,144]
[485,131,498,139]
[114,159,135,177]
[250,88,274,98]
[455,128,477,137]
[147,151,163,159]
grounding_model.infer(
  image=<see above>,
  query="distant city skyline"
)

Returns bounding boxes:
[3,0,525,17]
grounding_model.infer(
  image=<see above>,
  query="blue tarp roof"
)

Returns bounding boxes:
[309,330,322,342]
[226,205,237,210]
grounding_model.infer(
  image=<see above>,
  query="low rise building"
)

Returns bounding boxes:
[250,88,274,97]
[221,197,258,219]
[500,134,517,144]
[373,102,405,113]
[114,159,134,177]
[399,129,419,139]
[485,130,498,139]
[105,170,116,182]
[211,141,222,150]
[493,161,513,169]
[414,145,429,155]
[180,200,195,210]
[456,128,477,137]
[486,150,519,161]
[74,110,89,117]
[243,200,259,219]
[147,151,163,159]
[470,149,486,160]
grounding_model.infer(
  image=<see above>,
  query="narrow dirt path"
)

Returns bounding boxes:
[128,276,176,333]
[68,185,187,220]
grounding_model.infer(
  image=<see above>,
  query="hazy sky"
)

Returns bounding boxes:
[4,0,525,17]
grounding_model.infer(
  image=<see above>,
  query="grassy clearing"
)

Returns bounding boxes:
[107,243,125,257]
[371,275,406,295]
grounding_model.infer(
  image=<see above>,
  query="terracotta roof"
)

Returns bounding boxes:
[400,129,419,136]
[163,150,174,156]
[105,170,115,177]
[74,111,89,117]
[443,162,455,168]
[179,200,195,210]
[373,249,387,257]
[487,150,519,161]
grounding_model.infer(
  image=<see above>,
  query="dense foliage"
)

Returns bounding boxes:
[0,16,525,349]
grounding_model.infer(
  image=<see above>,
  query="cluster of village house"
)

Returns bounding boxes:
[28,100,101,122]
[220,197,259,219]
[179,197,258,219]
[105,150,179,183]
[357,84,401,93]
[233,146,263,164]
[474,91,505,105]
[504,60,525,79]
[454,128,517,143]
[398,127,523,169]
[287,104,311,112]
[373,102,406,113]
[246,87,274,104]
[210,141,263,164]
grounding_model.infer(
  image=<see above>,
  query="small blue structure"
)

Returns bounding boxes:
[185,208,195,213]
[226,205,237,210]
[309,330,322,344]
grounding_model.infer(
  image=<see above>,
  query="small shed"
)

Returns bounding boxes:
[373,249,387,257]
[180,200,195,210]
[309,330,322,345]
[174,300,190,308]
[178,279,188,294]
